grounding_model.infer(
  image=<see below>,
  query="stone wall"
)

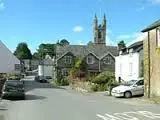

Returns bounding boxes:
[144,28,160,97]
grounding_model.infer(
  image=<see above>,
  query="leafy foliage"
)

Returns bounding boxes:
[36,44,56,59]
[70,57,87,78]
[118,40,126,51]
[92,72,115,85]
[59,39,70,46]
[14,42,32,60]
[55,77,69,86]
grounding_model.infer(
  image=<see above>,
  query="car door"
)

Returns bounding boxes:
[133,80,144,95]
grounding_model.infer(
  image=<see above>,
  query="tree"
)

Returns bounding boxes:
[118,40,126,51]
[32,52,40,60]
[70,57,87,78]
[14,42,32,60]
[87,41,93,45]
[36,44,56,59]
[59,39,70,46]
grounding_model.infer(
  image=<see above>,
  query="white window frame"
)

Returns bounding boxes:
[120,63,122,75]
[87,55,95,64]
[129,63,133,76]
[15,64,21,71]
[62,68,69,76]
[157,29,160,47]
[103,57,111,64]
[64,56,72,64]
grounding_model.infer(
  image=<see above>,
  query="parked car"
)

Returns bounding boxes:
[111,78,144,98]
[1,80,25,100]
[39,76,47,83]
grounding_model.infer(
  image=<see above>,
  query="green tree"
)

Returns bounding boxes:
[118,40,126,51]
[87,41,93,45]
[70,57,87,78]
[59,39,70,46]
[32,52,40,60]
[37,44,56,59]
[14,42,32,59]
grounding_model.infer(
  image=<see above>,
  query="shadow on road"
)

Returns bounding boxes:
[25,94,46,100]
[4,94,46,101]
[24,80,66,92]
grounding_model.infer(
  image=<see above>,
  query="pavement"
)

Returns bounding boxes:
[1,76,160,120]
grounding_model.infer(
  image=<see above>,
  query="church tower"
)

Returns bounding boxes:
[94,14,106,44]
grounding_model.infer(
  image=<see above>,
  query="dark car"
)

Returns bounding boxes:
[1,80,25,100]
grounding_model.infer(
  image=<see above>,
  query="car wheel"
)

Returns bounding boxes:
[124,91,132,98]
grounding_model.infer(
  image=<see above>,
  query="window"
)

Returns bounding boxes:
[129,63,133,76]
[120,64,122,75]
[64,56,72,64]
[136,80,144,86]
[103,57,111,64]
[15,64,21,71]
[157,29,160,47]
[62,69,69,76]
[87,55,95,64]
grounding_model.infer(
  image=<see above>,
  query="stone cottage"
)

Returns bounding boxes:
[54,15,118,79]
[142,19,160,97]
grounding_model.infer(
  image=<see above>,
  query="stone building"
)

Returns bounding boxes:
[54,14,118,79]
[142,19,160,97]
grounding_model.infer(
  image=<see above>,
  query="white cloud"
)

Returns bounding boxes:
[126,32,147,46]
[0,2,4,10]
[106,29,117,46]
[149,0,160,4]
[73,25,84,32]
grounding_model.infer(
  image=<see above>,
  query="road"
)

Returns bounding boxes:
[2,76,160,120]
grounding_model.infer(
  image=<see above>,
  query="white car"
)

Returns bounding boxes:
[111,78,144,98]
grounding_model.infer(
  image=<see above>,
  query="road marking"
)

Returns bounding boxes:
[97,111,160,120]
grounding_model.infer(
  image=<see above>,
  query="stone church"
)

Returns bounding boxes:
[54,14,118,78]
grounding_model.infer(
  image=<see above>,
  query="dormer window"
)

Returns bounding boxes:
[103,57,111,64]
[87,55,95,64]
[64,56,72,64]
[157,29,160,47]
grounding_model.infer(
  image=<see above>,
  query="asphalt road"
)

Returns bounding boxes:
[2,76,160,120]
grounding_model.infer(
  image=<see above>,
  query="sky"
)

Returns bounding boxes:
[0,0,160,53]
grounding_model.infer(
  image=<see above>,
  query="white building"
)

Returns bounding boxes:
[38,55,54,78]
[115,41,143,82]
[0,41,20,73]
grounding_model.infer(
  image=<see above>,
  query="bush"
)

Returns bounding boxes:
[91,83,109,92]
[91,84,99,92]
[55,77,69,86]
[92,72,115,85]
[7,73,22,80]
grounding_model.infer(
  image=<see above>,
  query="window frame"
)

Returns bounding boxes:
[15,64,21,71]
[64,56,72,64]
[62,68,69,76]
[157,28,160,47]
[87,55,95,64]
[129,62,133,76]
[103,56,111,64]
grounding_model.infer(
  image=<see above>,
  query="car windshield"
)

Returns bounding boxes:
[123,80,137,86]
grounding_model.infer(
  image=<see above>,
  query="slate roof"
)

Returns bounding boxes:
[128,41,143,49]
[142,19,160,32]
[120,41,143,55]
[56,43,118,60]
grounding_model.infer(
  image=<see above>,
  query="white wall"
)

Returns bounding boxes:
[0,41,20,73]
[38,65,53,77]
[115,53,140,82]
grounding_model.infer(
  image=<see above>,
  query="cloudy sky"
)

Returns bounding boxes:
[0,0,160,53]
